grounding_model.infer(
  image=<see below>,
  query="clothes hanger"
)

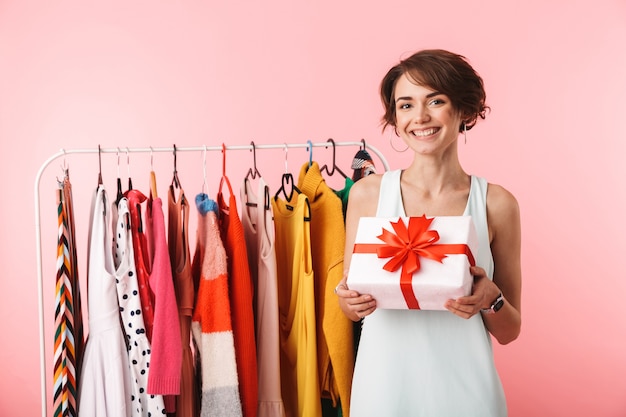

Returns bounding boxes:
[244,141,261,207]
[115,148,124,205]
[320,138,348,178]
[57,149,69,185]
[307,140,313,169]
[201,145,208,195]
[97,145,103,185]
[149,147,158,199]
[171,144,181,190]
[273,143,302,204]
[126,148,133,191]
[263,184,270,211]
[245,141,261,180]
[218,143,234,203]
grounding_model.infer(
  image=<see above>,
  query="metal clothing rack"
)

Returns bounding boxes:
[33,140,389,417]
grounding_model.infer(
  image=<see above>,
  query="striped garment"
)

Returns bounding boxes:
[191,193,242,417]
[53,173,84,417]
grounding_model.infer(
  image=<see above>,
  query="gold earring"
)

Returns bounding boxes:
[389,128,409,152]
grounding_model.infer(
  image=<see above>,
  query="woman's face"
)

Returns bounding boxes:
[393,73,462,156]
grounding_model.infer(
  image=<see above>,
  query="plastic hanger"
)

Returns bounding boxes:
[201,145,208,195]
[307,140,313,169]
[244,141,262,207]
[320,138,348,178]
[218,143,234,201]
[245,141,261,180]
[126,148,133,191]
[263,184,270,211]
[274,144,302,203]
[115,148,124,204]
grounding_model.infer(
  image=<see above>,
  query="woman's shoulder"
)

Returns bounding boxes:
[485,181,520,228]
[350,173,383,199]
[346,173,385,217]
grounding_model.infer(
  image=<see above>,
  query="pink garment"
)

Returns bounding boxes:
[144,197,183,395]
[240,178,286,417]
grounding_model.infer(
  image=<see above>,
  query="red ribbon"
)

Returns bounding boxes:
[353,216,475,309]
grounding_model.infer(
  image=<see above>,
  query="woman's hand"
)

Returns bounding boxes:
[445,266,500,319]
[335,281,377,322]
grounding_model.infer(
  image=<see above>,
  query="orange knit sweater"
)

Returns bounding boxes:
[218,178,258,417]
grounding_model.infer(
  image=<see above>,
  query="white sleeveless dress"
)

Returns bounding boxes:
[78,185,132,416]
[349,170,507,417]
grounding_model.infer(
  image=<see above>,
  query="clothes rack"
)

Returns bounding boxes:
[34,140,389,417]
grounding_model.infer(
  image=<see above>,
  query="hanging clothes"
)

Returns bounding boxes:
[126,189,182,397]
[240,178,286,417]
[217,176,258,417]
[126,190,155,342]
[331,177,354,221]
[297,161,354,417]
[78,184,132,417]
[112,197,166,416]
[272,192,321,417]
[63,171,86,395]
[53,172,84,417]
[191,193,242,416]
[350,149,376,182]
[167,185,197,417]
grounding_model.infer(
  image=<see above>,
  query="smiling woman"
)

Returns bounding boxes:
[336,49,521,417]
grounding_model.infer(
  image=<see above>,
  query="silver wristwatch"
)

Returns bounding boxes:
[481,292,504,314]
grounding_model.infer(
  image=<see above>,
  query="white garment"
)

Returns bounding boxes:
[350,170,507,417]
[78,185,132,417]
[112,198,166,416]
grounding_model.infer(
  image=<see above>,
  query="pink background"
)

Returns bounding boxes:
[2,1,625,416]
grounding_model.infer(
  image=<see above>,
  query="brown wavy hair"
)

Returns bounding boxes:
[380,49,489,132]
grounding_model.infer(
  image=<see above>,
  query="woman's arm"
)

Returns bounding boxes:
[445,183,522,344]
[335,175,381,322]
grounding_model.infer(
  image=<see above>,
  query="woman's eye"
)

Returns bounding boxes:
[398,103,411,110]
[429,98,444,106]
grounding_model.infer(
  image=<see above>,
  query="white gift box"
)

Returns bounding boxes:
[346,215,478,310]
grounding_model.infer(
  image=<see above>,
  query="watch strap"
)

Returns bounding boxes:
[481,292,504,314]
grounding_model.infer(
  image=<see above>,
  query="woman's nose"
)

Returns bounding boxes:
[412,105,430,124]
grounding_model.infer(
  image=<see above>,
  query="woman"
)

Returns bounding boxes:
[336,49,521,416]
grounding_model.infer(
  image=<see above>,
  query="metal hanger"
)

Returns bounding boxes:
[97,145,103,185]
[172,144,181,189]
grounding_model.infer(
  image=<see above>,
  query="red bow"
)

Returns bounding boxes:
[377,216,450,276]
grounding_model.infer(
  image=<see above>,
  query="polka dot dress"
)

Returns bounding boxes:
[113,198,166,416]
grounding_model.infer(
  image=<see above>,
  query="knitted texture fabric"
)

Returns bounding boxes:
[191,193,243,417]
[145,197,182,395]
[218,178,258,417]
[298,162,354,417]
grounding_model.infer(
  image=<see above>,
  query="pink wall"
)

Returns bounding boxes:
[1,1,625,416]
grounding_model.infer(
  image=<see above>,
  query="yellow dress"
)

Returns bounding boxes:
[272,192,321,417]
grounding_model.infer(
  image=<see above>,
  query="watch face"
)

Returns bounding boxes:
[493,298,504,312]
